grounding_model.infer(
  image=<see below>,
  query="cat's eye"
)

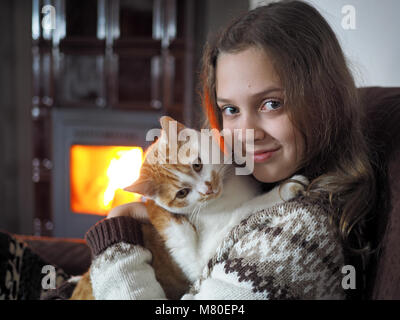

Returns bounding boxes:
[192,158,203,172]
[176,188,191,199]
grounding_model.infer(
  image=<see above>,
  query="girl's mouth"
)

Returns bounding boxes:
[252,148,280,163]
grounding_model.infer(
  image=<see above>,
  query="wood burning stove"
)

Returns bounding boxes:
[52,108,159,238]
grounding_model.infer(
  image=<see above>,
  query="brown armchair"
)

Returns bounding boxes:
[360,86,400,299]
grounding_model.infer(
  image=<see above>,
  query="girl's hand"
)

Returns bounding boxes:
[107,202,149,222]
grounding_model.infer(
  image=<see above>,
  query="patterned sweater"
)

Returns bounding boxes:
[85,197,347,300]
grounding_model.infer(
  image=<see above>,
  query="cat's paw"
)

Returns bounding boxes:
[279,175,309,201]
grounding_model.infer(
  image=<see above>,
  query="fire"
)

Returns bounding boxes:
[70,145,143,215]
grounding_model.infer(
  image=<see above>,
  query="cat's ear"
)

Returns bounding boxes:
[124,179,156,198]
[159,116,186,135]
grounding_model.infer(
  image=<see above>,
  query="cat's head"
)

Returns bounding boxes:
[124,116,229,214]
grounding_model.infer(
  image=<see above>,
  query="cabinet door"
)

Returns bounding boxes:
[119,0,155,38]
[112,0,163,112]
[56,53,107,108]
[116,54,162,111]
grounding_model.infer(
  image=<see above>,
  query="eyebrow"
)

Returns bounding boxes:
[216,87,283,105]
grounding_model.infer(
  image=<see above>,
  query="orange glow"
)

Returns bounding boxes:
[70,145,143,215]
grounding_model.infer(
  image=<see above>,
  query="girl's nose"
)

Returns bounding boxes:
[240,114,265,142]
[253,128,265,141]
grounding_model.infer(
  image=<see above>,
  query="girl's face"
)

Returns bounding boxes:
[215,47,305,183]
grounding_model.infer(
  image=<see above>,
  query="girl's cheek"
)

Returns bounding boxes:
[222,119,236,131]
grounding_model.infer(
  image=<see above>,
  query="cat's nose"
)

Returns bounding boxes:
[205,181,213,195]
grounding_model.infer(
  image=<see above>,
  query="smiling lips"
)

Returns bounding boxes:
[251,148,280,163]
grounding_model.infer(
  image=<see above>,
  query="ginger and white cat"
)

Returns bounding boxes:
[124,116,309,283]
[70,116,308,299]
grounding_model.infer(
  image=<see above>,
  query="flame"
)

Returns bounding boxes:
[70,145,143,215]
[103,148,142,207]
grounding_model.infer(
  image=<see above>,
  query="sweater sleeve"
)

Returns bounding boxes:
[85,217,166,300]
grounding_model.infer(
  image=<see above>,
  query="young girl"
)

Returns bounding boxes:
[85,1,376,299]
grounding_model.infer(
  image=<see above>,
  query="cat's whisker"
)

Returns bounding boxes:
[196,203,203,224]
[189,204,199,226]
[195,206,201,226]
[191,202,205,227]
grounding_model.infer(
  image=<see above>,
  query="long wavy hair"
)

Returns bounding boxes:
[199,0,377,295]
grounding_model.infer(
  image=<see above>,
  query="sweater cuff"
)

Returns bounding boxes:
[85,216,144,257]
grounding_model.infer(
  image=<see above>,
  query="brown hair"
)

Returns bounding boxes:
[200,0,377,291]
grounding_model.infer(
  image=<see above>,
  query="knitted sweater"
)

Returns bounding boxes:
[84,197,347,300]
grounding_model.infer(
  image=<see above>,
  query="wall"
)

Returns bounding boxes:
[0,0,18,233]
[0,0,33,235]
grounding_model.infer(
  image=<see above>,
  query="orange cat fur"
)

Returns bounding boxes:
[70,117,196,300]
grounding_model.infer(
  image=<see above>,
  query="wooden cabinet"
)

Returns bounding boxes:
[31,0,194,236]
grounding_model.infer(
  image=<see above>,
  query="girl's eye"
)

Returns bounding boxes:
[176,188,191,199]
[221,106,239,116]
[192,158,203,172]
[260,99,282,112]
